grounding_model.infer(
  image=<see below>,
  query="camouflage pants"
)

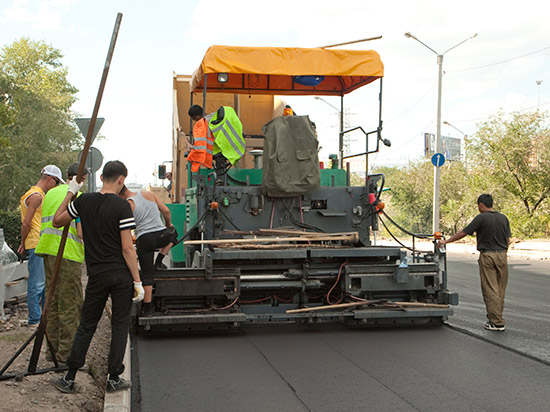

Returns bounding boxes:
[43,255,84,362]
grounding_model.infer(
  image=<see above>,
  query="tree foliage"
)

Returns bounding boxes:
[377,161,476,236]
[0,38,82,211]
[469,110,550,215]
[377,110,550,239]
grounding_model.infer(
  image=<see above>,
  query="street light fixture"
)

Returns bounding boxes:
[443,121,468,168]
[315,96,345,167]
[405,31,477,233]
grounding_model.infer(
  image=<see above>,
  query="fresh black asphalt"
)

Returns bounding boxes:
[133,256,550,412]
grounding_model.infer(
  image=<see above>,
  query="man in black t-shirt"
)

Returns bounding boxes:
[50,161,145,394]
[438,194,511,332]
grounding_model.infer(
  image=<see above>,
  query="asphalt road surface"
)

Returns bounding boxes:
[446,253,550,363]
[133,255,550,412]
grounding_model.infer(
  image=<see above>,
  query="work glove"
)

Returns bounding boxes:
[133,281,145,303]
[68,176,84,195]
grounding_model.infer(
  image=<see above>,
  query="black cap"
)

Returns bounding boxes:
[67,163,89,178]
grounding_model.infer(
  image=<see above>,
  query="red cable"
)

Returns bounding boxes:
[327,261,347,305]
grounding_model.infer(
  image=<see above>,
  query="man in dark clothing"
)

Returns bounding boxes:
[438,194,511,332]
[50,161,144,394]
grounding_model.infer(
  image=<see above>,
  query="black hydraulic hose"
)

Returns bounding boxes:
[378,216,418,253]
[380,210,432,239]
[172,209,212,246]
[378,212,432,254]
[216,208,242,231]
[368,173,385,201]
[282,198,325,233]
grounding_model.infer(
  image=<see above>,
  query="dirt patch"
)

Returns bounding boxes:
[0,277,111,412]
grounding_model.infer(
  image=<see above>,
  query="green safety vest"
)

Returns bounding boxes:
[209,106,245,165]
[35,185,85,263]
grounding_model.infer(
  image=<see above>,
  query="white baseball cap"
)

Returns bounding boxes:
[41,165,65,184]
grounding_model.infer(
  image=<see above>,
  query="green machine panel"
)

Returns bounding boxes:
[166,203,186,266]
[189,168,346,188]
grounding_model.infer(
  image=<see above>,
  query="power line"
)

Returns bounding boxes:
[442,100,550,124]
[387,81,437,123]
[449,45,550,73]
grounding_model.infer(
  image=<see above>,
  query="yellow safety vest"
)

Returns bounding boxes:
[35,185,85,263]
[209,106,245,165]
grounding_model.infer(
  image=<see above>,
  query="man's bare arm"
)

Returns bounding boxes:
[18,193,43,254]
[438,230,467,247]
[121,229,141,283]
[76,221,83,239]
[53,191,74,228]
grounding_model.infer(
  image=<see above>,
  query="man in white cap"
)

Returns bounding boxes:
[19,164,64,327]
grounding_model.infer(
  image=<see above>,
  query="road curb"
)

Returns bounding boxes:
[103,335,131,411]
[376,239,550,259]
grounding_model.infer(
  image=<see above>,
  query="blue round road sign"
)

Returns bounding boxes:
[431,153,445,167]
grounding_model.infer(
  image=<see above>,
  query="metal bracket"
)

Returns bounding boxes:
[203,249,213,281]
[393,257,410,283]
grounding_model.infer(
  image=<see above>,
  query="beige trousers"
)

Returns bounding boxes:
[478,251,508,326]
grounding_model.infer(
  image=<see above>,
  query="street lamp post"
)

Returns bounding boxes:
[405,32,477,233]
[443,121,468,168]
[315,96,345,167]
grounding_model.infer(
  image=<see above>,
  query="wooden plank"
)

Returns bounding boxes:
[215,243,347,250]
[258,229,359,237]
[184,233,358,246]
[286,300,382,314]
[285,300,449,314]
[394,301,449,308]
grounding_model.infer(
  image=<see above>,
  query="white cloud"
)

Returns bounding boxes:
[2,0,33,23]
[1,0,76,31]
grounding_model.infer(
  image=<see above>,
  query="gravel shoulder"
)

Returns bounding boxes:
[0,272,110,412]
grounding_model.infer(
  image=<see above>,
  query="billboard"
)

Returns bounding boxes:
[424,133,462,162]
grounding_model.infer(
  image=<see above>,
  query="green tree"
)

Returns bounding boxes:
[376,160,476,237]
[379,161,434,234]
[469,110,550,237]
[0,38,81,211]
[470,110,550,215]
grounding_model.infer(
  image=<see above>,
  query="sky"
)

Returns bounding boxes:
[1,0,549,185]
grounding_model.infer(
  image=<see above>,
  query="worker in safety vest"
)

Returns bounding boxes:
[209,106,246,166]
[19,164,64,327]
[187,104,214,172]
[35,163,88,362]
[283,105,295,116]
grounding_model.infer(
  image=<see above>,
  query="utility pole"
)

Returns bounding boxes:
[405,32,477,233]
[536,80,543,108]
[314,96,345,166]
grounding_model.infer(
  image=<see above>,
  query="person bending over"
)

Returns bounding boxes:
[119,185,177,316]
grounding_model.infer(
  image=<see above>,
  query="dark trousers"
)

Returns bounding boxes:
[66,270,133,376]
[136,228,175,286]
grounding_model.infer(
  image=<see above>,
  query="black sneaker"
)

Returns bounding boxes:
[106,377,132,392]
[484,321,506,331]
[142,303,154,317]
[51,376,75,394]
[154,261,167,270]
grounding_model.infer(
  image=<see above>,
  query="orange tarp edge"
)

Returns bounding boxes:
[190,45,384,96]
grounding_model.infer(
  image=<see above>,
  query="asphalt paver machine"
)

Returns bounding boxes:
[136,45,458,333]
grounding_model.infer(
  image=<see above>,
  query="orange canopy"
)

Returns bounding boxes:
[190,45,384,96]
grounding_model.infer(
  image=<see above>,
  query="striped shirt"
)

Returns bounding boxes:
[68,192,136,276]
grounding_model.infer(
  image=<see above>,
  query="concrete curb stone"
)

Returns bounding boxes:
[103,336,131,411]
